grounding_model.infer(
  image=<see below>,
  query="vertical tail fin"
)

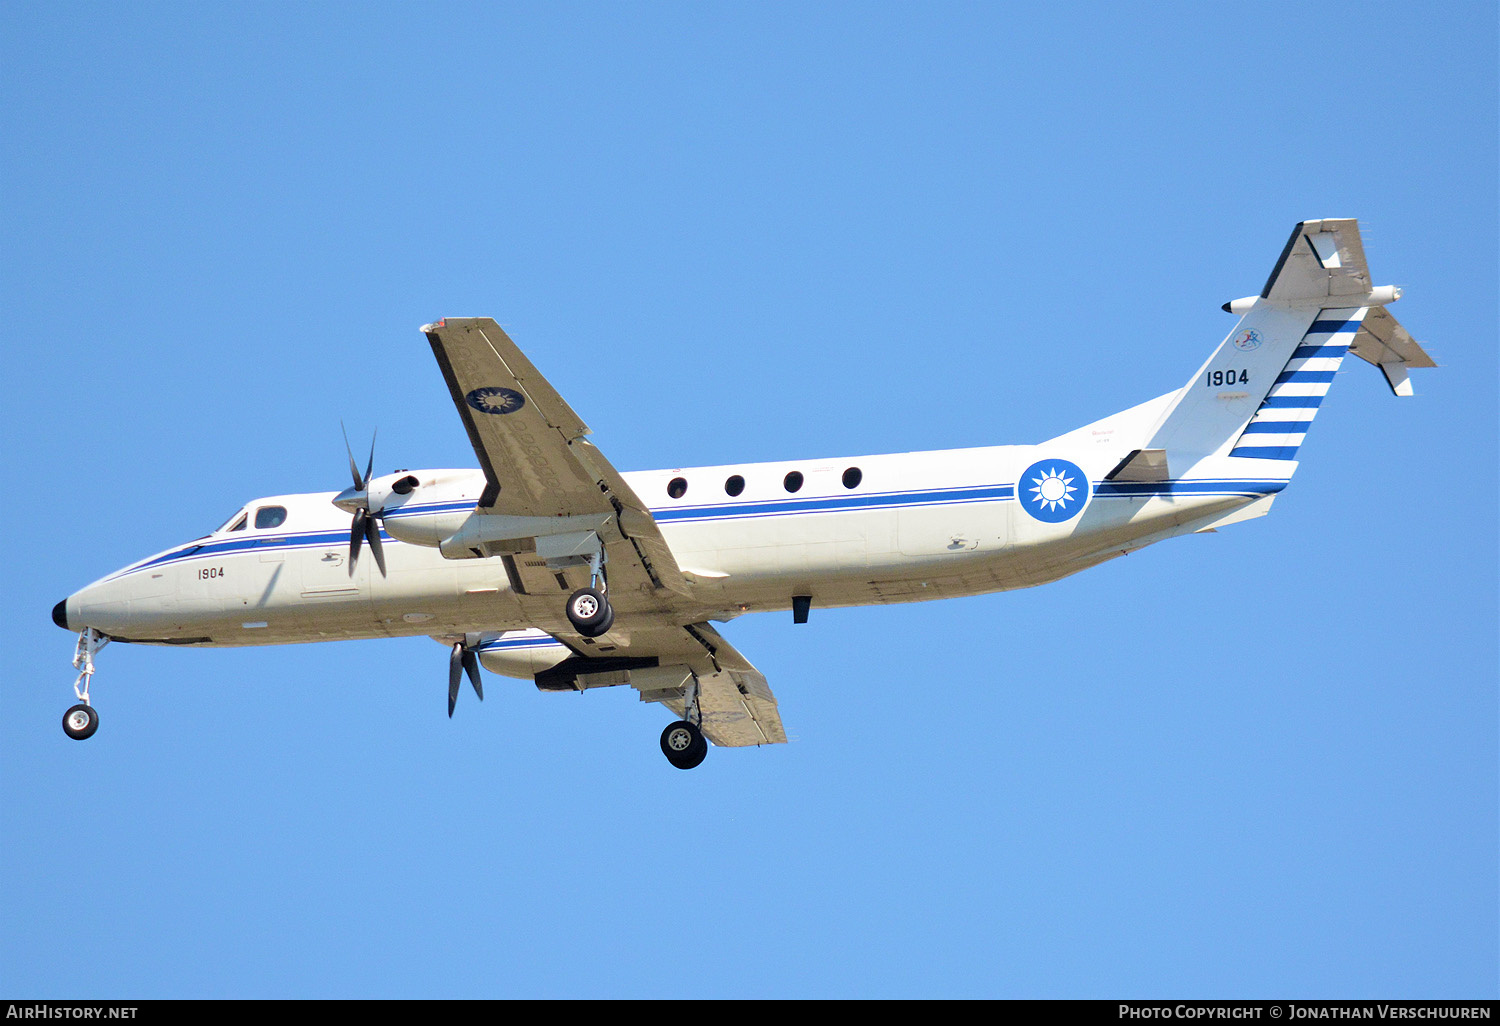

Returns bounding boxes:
[1143,219,1432,480]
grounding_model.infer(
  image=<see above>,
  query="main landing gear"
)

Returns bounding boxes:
[660,720,707,770]
[564,548,614,638]
[659,676,707,769]
[63,628,108,741]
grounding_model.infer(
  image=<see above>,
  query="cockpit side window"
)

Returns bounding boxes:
[254,506,288,530]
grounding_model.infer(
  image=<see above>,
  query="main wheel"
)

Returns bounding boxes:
[566,587,613,637]
[62,703,98,741]
[660,720,707,769]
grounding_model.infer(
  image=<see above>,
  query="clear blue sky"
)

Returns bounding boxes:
[3,1,1495,998]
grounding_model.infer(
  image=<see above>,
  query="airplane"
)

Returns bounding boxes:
[52,218,1434,768]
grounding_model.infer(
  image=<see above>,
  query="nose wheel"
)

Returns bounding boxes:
[63,704,99,741]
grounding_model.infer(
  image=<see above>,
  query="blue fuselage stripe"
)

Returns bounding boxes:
[109,478,1291,579]
[651,484,1014,523]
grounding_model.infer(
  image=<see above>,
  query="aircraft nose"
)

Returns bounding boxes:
[52,598,71,631]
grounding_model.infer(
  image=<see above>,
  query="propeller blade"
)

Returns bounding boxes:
[448,643,463,717]
[363,429,377,497]
[463,648,483,701]
[348,508,369,576]
[363,510,386,577]
[341,422,365,491]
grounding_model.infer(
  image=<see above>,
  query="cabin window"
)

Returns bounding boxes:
[667,477,688,499]
[783,471,804,493]
[842,466,863,489]
[254,506,288,530]
[724,474,745,497]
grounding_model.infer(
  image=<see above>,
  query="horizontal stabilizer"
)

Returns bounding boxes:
[1261,218,1377,304]
[1104,448,1169,483]
[1348,306,1436,397]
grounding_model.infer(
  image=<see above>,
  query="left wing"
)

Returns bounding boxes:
[422,317,688,596]
[536,622,788,748]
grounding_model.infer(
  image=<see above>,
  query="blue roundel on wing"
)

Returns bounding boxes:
[1017,458,1091,523]
[465,387,526,415]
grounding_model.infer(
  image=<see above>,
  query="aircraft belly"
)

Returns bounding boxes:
[1000,491,1256,587]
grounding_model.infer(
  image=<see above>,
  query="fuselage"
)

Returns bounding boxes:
[46,221,1432,759]
[60,436,1285,672]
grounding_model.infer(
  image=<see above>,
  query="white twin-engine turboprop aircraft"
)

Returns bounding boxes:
[54,219,1433,767]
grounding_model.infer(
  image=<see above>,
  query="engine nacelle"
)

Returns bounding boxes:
[476,630,571,679]
[368,470,483,548]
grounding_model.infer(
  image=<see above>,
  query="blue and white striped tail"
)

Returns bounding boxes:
[1228,307,1366,461]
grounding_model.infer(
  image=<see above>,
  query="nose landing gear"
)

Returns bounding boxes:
[63,628,108,741]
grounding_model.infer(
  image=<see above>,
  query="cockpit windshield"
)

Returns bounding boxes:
[215,509,249,533]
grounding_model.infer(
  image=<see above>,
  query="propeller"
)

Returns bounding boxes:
[448,634,485,717]
[335,425,387,577]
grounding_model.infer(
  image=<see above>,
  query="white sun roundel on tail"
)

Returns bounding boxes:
[1017,458,1091,523]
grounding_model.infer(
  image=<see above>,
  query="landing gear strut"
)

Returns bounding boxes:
[63,628,107,741]
[659,675,707,769]
[565,547,614,637]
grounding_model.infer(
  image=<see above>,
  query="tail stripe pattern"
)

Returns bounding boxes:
[1228,307,1365,461]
